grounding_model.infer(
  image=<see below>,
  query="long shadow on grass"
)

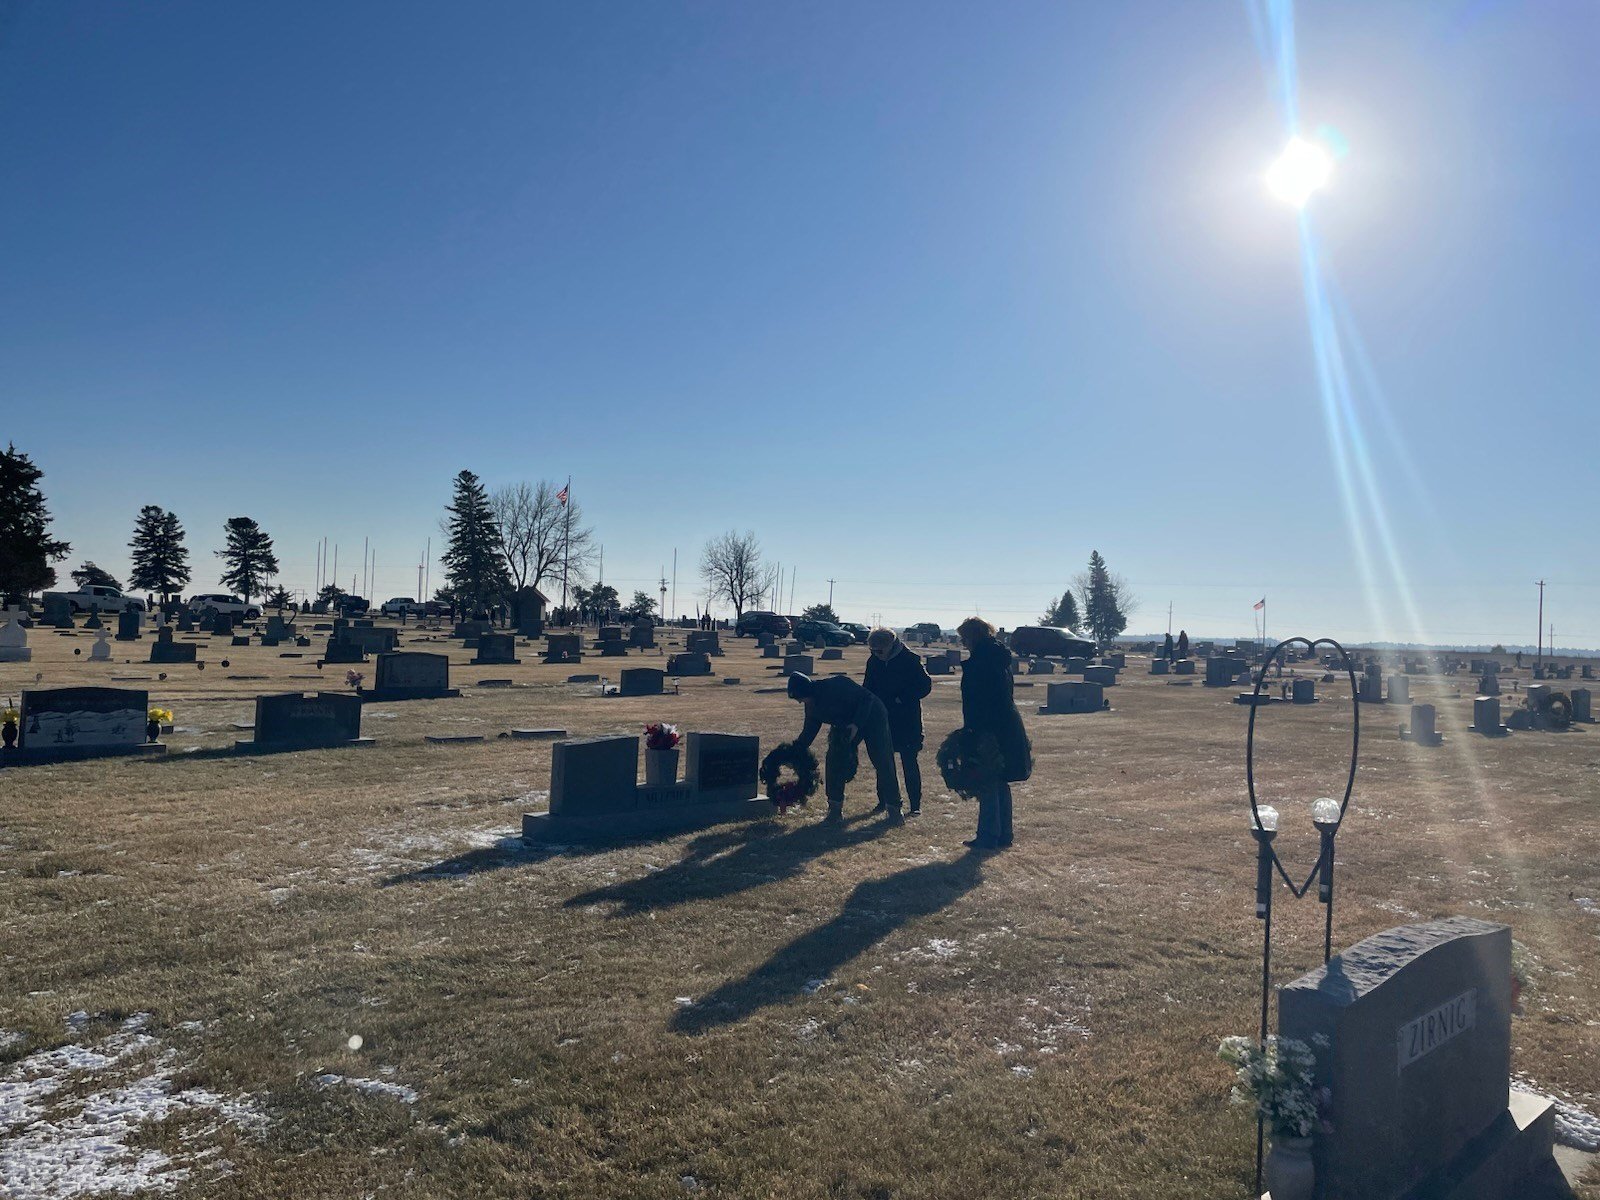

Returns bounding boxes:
[563,815,895,917]
[671,850,987,1034]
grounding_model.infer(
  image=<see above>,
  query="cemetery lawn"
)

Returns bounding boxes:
[2,629,1597,1198]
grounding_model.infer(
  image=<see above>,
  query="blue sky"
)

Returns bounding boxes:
[3,1,1597,645]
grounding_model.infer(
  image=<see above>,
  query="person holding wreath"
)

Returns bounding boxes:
[957,616,1031,849]
[786,672,903,826]
[863,628,933,816]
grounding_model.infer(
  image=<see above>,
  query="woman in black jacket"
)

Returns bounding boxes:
[957,617,1031,849]
[863,629,934,815]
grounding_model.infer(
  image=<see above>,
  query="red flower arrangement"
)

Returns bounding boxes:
[643,722,682,751]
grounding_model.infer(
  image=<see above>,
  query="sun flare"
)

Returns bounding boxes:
[1265,136,1333,208]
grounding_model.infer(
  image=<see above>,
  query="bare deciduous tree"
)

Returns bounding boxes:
[700,529,764,620]
[491,480,597,594]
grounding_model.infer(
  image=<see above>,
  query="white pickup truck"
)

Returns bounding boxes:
[63,585,145,614]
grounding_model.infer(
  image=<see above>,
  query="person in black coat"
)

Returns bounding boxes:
[957,616,1031,849]
[863,629,934,815]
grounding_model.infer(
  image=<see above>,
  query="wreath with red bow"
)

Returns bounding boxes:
[759,742,820,814]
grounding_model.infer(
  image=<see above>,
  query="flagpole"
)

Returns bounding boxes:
[559,476,572,622]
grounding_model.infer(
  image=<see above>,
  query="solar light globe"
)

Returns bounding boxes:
[1252,805,1280,833]
[1312,798,1341,828]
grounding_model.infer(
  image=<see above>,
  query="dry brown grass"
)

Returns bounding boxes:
[1,623,1596,1197]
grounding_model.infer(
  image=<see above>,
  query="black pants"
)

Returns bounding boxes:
[899,750,922,809]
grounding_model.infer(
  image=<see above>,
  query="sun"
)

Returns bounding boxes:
[1265,137,1333,208]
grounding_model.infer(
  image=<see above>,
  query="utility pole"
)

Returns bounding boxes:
[659,569,667,622]
[670,549,677,625]
[1168,601,1173,637]
[827,578,836,607]
[1536,580,1546,665]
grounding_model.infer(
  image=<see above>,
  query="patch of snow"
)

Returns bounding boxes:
[0,1015,263,1199]
[1010,1065,1035,1078]
[314,1073,418,1105]
[1515,1076,1600,1151]
[673,997,694,1008]
[801,978,832,996]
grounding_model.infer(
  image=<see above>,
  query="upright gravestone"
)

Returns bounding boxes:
[1291,678,1317,704]
[0,606,31,662]
[545,633,582,664]
[781,654,813,678]
[547,736,639,820]
[212,612,235,637]
[1039,680,1104,715]
[368,652,458,701]
[14,687,156,760]
[1174,658,1195,675]
[684,732,759,803]
[323,635,366,664]
[1149,658,1170,675]
[1388,674,1411,706]
[819,647,843,662]
[1571,688,1592,724]
[1278,917,1555,1200]
[619,667,665,697]
[472,633,521,665]
[925,655,951,677]
[242,693,366,752]
[1205,656,1247,687]
[115,609,142,641]
[89,629,112,662]
[1472,696,1505,735]
[630,621,656,649]
[149,627,197,664]
[1027,659,1055,675]
[686,630,722,657]
[668,651,713,677]
[600,638,629,658]
[1405,703,1442,746]
[513,588,544,639]
[1582,663,1593,680]
[176,608,195,633]
[597,625,623,646]
[83,611,103,630]
[1478,673,1501,697]
[40,593,74,629]
[1358,671,1384,705]
[1082,665,1117,687]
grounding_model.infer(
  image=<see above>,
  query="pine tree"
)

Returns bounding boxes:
[71,561,122,590]
[127,506,192,603]
[441,470,510,614]
[1078,550,1130,649]
[1042,590,1081,630]
[0,443,71,604]
[216,516,279,602]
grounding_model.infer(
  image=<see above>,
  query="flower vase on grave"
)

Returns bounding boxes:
[1265,1135,1315,1200]
[2,718,16,749]
[146,718,160,744]
[645,748,679,786]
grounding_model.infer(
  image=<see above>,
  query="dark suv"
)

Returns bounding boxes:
[791,618,853,647]
[736,610,791,638]
[904,622,943,645]
[1009,626,1097,659]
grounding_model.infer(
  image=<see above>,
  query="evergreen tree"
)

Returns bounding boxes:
[801,602,840,624]
[71,561,122,591]
[621,590,657,621]
[441,470,510,614]
[1076,550,1131,649]
[127,506,191,603]
[0,443,71,604]
[1041,590,1081,630]
[266,585,293,611]
[215,516,279,602]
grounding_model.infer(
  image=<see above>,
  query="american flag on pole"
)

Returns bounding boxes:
[556,484,569,505]
[1253,597,1266,611]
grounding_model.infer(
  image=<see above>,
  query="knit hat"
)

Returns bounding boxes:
[786,672,813,700]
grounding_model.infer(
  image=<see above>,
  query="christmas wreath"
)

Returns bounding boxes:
[759,742,820,813]
[936,728,1006,800]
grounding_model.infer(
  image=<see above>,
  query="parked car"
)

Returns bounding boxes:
[735,610,791,638]
[336,595,370,616]
[1009,625,1098,660]
[186,593,261,619]
[380,596,423,617]
[791,618,853,647]
[839,621,871,645]
[903,622,943,645]
[62,584,145,614]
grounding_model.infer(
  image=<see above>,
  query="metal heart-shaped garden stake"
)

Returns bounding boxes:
[1242,636,1360,1195]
